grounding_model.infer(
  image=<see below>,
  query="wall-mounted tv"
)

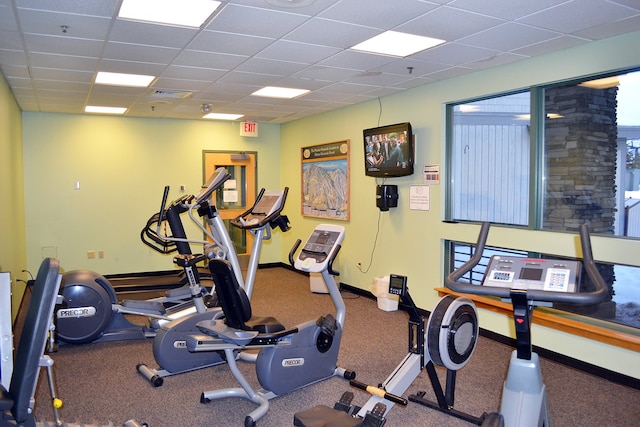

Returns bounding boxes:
[363,122,413,177]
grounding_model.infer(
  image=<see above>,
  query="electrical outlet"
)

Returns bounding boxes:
[87,250,96,259]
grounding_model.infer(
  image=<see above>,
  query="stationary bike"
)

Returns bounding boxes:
[54,167,233,345]
[186,224,354,426]
[444,222,608,427]
[136,186,291,386]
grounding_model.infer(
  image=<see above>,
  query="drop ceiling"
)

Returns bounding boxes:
[1,0,639,123]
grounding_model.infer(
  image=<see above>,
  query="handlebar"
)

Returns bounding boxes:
[140,168,231,254]
[445,222,609,305]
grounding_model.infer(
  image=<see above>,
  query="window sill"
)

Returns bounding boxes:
[435,287,640,352]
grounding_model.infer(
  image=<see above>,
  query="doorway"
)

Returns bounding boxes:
[203,151,257,266]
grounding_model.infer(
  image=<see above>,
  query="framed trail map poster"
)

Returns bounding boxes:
[301,140,350,221]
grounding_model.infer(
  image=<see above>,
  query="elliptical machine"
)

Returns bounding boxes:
[136,186,291,386]
[54,168,234,345]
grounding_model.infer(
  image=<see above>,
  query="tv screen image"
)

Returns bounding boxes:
[363,122,413,177]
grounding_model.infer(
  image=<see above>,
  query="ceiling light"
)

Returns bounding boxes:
[203,112,244,120]
[118,0,222,28]
[95,71,155,87]
[459,105,480,113]
[251,86,310,99]
[579,76,620,89]
[85,106,127,115]
[351,31,445,57]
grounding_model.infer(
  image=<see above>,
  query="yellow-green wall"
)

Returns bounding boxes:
[0,72,27,319]
[14,30,640,379]
[278,30,640,379]
[22,113,281,274]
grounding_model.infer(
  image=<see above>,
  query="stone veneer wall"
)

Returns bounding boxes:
[544,85,618,234]
[544,84,617,312]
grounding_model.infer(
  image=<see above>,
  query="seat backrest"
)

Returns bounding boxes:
[208,259,252,330]
[10,258,61,423]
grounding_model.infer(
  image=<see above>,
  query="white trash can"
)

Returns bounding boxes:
[371,276,399,312]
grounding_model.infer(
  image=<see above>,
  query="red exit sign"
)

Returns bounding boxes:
[240,121,258,137]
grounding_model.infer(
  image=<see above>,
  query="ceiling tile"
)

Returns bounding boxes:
[29,67,93,82]
[449,0,566,21]
[1,0,639,122]
[109,19,198,49]
[188,30,274,56]
[318,0,439,29]
[217,70,283,86]
[29,52,98,72]
[98,59,167,76]
[316,50,396,72]
[396,5,504,41]
[0,5,18,31]
[256,40,340,63]
[103,42,179,64]
[161,65,227,81]
[284,17,379,48]
[23,33,103,57]
[207,4,310,38]
[512,35,589,57]
[0,30,23,50]
[174,49,248,70]
[413,42,501,66]
[17,8,111,39]
[574,15,640,40]
[16,0,118,17]
[457,22,561,52]
[518,0,636,33]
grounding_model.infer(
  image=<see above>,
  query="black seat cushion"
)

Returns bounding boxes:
[208,259,285,334]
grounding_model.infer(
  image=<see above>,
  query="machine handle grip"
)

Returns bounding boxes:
[327,244,341,276]
[445,222,608,305]
[350,380,407,406]
[289,239,302,267]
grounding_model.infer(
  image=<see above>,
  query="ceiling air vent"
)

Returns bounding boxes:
[151,89,193,99]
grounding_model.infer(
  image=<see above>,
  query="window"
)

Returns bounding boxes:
[449,92,530,225]
[447,68,640,332]
[448,69,640,234]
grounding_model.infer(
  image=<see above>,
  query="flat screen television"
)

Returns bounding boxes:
[363,122,413,177]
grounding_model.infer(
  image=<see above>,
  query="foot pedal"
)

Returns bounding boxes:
[121,299,165,315]
[334,391,357,415]
[360,403,387,427]
[317,313,337,336]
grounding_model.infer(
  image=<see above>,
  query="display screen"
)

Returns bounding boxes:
[519,268,543,281]
[363,122,414,178]
[389,274,406,294]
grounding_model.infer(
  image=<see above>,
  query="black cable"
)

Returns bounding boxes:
[358,200,384,274]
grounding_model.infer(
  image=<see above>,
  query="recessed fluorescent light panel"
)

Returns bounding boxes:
[95,71,155,87]
[118,0,222,28]
[351,31,445,57]
[251,86,310,99]
[85,106,127,115]
[203,113,244,120]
